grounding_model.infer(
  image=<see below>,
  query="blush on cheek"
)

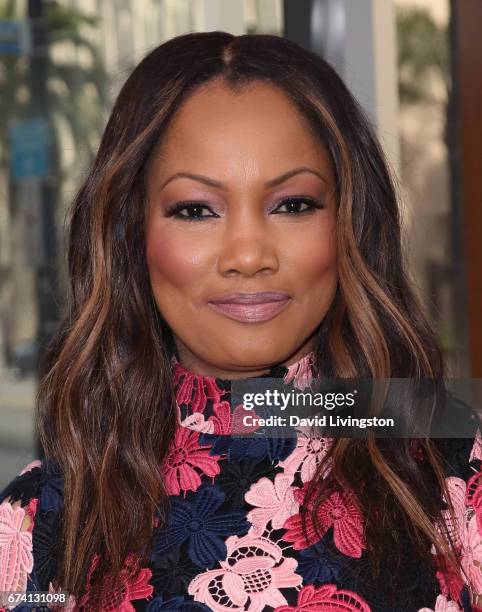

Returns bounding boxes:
[295,238,337,278]
[146,230,209,290]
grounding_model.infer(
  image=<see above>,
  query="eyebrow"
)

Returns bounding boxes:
[159,166,327,192]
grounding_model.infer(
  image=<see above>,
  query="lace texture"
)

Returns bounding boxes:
[0,350,481,611]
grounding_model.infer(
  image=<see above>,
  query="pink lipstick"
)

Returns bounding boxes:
[207,292,292,323]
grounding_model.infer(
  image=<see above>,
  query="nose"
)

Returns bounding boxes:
[217,215,279,277]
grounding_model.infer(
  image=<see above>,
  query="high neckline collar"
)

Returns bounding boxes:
[170,350,317,431]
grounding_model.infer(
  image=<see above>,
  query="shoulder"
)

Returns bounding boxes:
[0,460,44,507]
[0,463,44,561]
[0,459,65,599]
[0,461,43,601]
[0,458,64,511]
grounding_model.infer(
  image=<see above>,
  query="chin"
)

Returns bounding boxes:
[211,341,290,370]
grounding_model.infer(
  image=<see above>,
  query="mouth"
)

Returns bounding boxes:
[207,292,292,323]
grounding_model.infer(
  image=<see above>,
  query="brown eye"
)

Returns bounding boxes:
[271,197,321,214]
[166,202,219,221]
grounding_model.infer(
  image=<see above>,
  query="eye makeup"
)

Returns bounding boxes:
[164,196,324,222]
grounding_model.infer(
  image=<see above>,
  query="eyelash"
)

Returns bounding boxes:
[165,197,322,221]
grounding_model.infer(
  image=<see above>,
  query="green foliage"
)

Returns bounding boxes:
[0,0,108,170]
[396,5,449,105]
[0,0,20,19]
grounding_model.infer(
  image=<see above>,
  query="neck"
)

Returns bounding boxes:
[173,337,316,380]
[171,343,317,431]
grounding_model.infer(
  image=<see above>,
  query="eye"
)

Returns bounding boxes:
[165,202,219,221]
[271,197,321,215]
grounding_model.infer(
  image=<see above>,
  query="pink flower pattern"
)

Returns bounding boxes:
[278,432,333,483]
[461,515,482,594]
[188,533,302,611]
[273,583,370,611]
[282,483,366,557]
[0,502,34,593]
[283,352,317,390]
[434,477,467,550]
[470,429,482,462]
[434,547,466,604]
[245,473,299,536]
[2,351,482,610]
[418,594,463,611]
[179,397,261,436]
[78,552,153,611]
[180,411,215,433]
[162,425,221,496]
[466,470,482,534]
[172,356,226,412]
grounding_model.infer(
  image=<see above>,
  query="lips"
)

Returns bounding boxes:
[208,291,290,304]
[207,292,292,323]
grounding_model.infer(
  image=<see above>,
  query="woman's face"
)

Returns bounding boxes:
[145,79,338,378]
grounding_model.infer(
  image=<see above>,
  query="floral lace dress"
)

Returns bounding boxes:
[1,350,482,612]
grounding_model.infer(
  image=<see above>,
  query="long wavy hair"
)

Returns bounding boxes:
[37,31,469,608]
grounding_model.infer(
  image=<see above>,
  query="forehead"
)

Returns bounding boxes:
[149,79,331,179]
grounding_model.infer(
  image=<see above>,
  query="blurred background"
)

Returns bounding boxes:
[0,0,481,487]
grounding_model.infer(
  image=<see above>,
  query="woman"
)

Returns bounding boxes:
[1,31,481,611]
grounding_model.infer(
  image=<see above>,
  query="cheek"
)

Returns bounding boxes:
[286,224,337,285]
[145,226,210,292]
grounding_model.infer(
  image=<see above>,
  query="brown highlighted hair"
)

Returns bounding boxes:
[37,31,468,607]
